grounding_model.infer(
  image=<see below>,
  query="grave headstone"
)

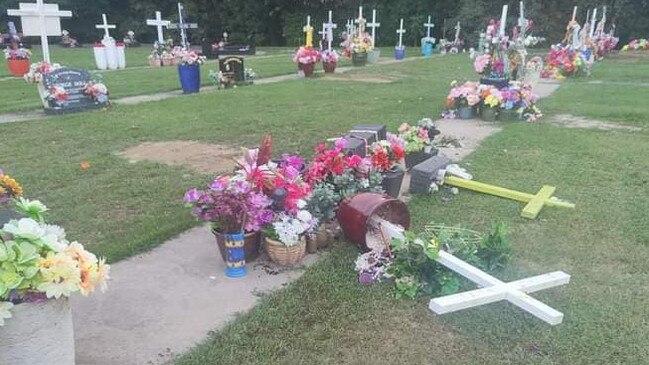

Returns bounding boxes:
[41,67,108,114]
[409,154,451,193]
[351,124,386,140]
[219,56,245,83]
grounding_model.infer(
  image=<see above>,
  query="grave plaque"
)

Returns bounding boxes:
[219,56,245,83]
[41,68,108,113]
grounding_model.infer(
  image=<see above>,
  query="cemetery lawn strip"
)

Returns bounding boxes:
[176,101,649,364]
[0,55,473,263]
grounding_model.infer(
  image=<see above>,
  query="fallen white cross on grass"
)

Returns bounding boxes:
[378,221,570,325]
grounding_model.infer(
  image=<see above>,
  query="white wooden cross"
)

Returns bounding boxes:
[595,6,607,38]
[571,6,578,22]
[168,2,198,50]
[367,9,380,46]
[498,4,508,37]
[518,1,529,34]
[355,6,366,35]
[378,221,570,326]
[324,10,337,51]
[7,0,72,63]
[429,250,570,325]
[146,11,170,44]
[424,15,435,39]
[95,13,116,39]
[589,8,597,39]
[453,21,461,43]
[396,18,406,48]
[318,22,326,49]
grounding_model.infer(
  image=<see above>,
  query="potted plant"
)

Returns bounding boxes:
[349,33,373,66]
[479,85,502,121]
[445,81,481,119]
[4,46,31,77]
[304,182,340,249]
[397,119,440,169]
[321,49,339,73]
[369,140,406,199]
[263,210,317,266]
[184,175,274,276]
[23,61,62,108]
[175,49,206,94]
[0,198,109,365]
[293,46,320,77]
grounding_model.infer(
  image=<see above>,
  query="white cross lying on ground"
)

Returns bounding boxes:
[378,220,570,326]
[429,250,570,325]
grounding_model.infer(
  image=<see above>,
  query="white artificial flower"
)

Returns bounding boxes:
[296,210,312,223]
[41,233,67,252]
[296,199,307,209]
[2,218,44,242]
[41,224,66,241]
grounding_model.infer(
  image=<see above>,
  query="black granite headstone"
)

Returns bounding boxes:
[219,56,245,83]
[41,68,108,114]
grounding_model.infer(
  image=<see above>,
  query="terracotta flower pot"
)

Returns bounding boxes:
[6,58,30,77]
[300,62,315,77]
[0,298,75,365]
[213,230,262,262]
[323,61,337,73]
[337,192,410,251]
[265,237,306,266]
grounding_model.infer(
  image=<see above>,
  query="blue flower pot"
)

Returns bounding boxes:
[178,64,201,94]
[224,232,247,278]
[422,43,433,57]
[395,48,406,60]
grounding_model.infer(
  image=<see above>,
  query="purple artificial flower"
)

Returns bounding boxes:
[359,272,375,285]
[183,188,202,204]
[283,165,300,181]
[335,138,347,150]
[281,154,304,170]
[232,180,251,194]
[209,178,228,192]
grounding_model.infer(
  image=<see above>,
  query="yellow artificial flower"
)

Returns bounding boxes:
[485,95,500,108]
[37,251,82,298]
[0,175,23,197]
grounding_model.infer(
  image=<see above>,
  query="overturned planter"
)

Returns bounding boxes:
[0,298,75,365]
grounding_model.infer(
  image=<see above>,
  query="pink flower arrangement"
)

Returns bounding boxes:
[293,46,321,65]
[174,49,207,65]
[446,81,481,108]
[321,49,340,63]
[23,61,61,84]
[474,54,491,74]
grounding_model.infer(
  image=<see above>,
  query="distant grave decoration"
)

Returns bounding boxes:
[210,56,254,88]
[24,63,109,113]
[4,45,32,77]
[92,14,126,70]
[622,38,649,52]
[122,30,139,47]
[60,29,79,48]
[201,32,255,59]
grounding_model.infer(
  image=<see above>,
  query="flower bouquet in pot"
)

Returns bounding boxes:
[0,197,109,365]
[4,47,31,77]
[444,81,481,119]
[304,182,340,249]
[474,53,509,88]
[293,46,321,77]
[321,49,339,73]
[478,85,503,121]
[369,140,406,198]
[397,119,440,169]
[174,49,206,94]
[184,175,274,277]
[263,208,318,266]
[23,61,62,108]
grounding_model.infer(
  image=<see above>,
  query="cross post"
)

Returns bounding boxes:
[424,15,435,39]
[454,21,461,43]
[324,10,337,51]
[355,6,366,35]
[168,2,198,50]
[498,5,508,37]
[96,13,116,39]
[7,0,72,63]
[367,9,380,46]
[146,11,170,44]
[396,18,406,48]
[303,15,313,47]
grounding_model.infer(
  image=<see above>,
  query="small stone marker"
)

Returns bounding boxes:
[146,11,171,44]
[41,67,108,113]
[219,56,245,83]
[7,0,72,63]
[409,155,451,193]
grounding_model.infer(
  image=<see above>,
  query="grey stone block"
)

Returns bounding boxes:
[351,124,386,141]
[409,155,451,194]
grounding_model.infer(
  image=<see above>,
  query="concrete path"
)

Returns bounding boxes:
[73,226,323,365]
[0,56,421,124]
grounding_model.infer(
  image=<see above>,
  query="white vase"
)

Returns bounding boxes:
[0,298,75,365]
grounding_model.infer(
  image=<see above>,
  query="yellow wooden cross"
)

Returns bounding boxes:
[304,15,314,47]
[444,176,575,219]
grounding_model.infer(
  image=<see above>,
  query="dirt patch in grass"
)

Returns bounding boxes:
[550,114,642,132]
[322,73,402,83]
[118,141,240,175]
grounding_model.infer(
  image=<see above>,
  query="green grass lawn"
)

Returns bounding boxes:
[0,45,412,114]
[1,52,646,364]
